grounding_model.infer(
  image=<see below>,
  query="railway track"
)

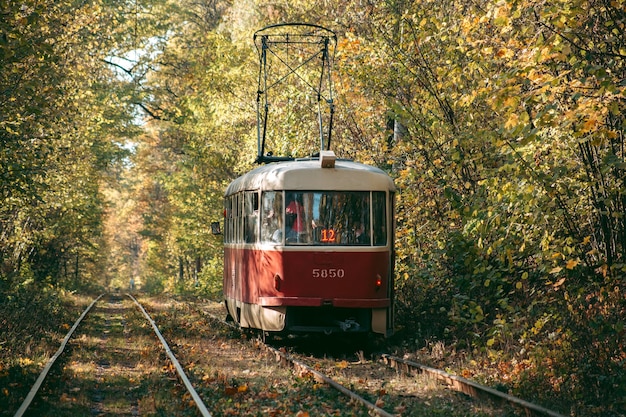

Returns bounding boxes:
[380,354,567,417]
[200,301,568,417]
[10,293,394,416]
[10,294,568,416]
[13,293,212,417]
[262,342,568,417]
[255,340,525,417]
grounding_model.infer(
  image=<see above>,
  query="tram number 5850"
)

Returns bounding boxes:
[312,268,345,278]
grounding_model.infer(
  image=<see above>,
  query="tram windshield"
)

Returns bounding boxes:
[261,191,387,246]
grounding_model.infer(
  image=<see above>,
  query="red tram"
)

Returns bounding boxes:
[223,151,395,337]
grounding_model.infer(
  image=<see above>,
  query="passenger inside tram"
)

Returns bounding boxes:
[262,191,283,243]
[285,194,306,242]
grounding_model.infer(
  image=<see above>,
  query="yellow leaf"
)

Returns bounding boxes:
[296,412,310,417]
[550,266,562,274]
[496,48,514,59]
[237,384,248,393]
[19,358,33,366]
[599,264,608,277]
[566,259,579,270]
[503,96,519,108]
[581,117,598,133]
[582,236,591,245]
[516,282,523,290]
[553,277,566,288]
[504,113,519,129]
[336,360,349,369]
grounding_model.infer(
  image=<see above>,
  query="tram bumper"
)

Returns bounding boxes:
[257,297,390,335]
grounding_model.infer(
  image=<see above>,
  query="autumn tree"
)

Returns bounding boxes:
[119,0,252,293]
[334,0,624,412]
[2,0,622,413]
[0,0,138,289]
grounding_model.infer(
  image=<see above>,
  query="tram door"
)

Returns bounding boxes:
[224,193,243,317]
[388,191,396,334]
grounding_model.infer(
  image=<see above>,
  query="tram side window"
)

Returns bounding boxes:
[244,191,259,243]
[227,195,238,243]
[372,191,387,246]
[228,195,234,243]
[232,194,240,243]
[237,193,244,243]
[261,191,283,243]
[224,197,232,243]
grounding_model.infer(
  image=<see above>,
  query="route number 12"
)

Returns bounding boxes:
[320,228,336,242]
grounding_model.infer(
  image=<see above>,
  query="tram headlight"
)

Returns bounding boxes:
[274,274,282,291]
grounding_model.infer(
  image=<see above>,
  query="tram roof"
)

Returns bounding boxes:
[225,159,396,195]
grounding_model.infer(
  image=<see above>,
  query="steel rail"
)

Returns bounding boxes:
[262,343,394,417]
[13,293,105,417]
[127,294,213,417]
[200,305,568,416]
[381,354,567,417]
[200,308,393,416]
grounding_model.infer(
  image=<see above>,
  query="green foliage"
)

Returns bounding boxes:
[0,0,138,289]
[1,0,624,414]
[332,0,625,413]
[118,1,624,412]
[142,273,166,295]
[111,0,251,296]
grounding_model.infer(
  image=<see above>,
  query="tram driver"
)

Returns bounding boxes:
[285,194,306,242]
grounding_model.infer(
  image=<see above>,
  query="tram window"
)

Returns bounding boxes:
[284,191,378,246]
[232,194,238,243]
[228,194,234,243]
[228,195,235,243]
[244,191,259,243]
[284,192,309,244]
[261,191,283,243]
[224,197,232,243]
[238,193,244,243]
[372,191,387,246]
[234,194,242,243]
